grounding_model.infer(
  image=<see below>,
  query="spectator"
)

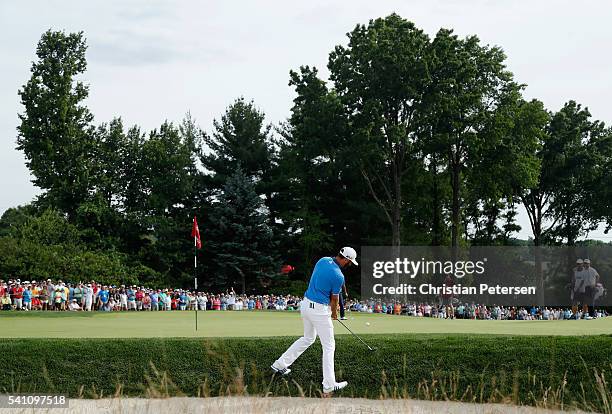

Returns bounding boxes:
[22,283,32,311]
[98,286,110,311]
[179,291,188,310]
[69,299,81,311]
[73,283,83,307]
[53,287,63,311]
[11,282,24,310]
[127,286,137,311]
[143,293,152,310]
[136,287,144,311]
[150,290,159,311]
[2,292,11,310]
[84,283,94,311]
[197,292,207,311]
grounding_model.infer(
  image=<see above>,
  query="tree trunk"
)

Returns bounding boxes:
[392,155,402,247]
[392,159,401,289]
[431,156,441,246]
[533,209,544,306]
[450,156,461,248]
[241,271,246,295]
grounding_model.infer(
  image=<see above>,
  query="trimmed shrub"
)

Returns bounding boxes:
[0,334,611,410]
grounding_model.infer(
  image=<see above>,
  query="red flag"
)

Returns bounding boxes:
[191,216,202,249]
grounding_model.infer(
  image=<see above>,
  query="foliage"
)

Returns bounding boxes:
[6,20,612,291]
[0,208,157,285]
[205,169,278,293]
[17,30,95,220]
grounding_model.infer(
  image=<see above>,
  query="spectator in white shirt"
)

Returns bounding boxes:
[69,299,81,311]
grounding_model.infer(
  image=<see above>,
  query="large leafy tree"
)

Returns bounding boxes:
[465,98,546,245]
[520,101,607,247]
[128,120,202,285]
[589,129,612,233]
[17,30,95,220]
[517,101,606,304]
[328,14,430,247]
[426,28,523,247]
[544,102,608,245]
[75,118,128,247]
[276,66,386,288]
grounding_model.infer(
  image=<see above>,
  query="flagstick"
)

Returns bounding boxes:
[194,235,198,332]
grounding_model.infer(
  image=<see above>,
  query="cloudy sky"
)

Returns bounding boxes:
[1,0,610,240]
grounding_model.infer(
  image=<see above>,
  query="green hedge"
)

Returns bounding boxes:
[1,335,611,410]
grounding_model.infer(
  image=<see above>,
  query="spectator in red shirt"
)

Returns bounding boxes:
[11,283,24,310]
[136,288,144,311]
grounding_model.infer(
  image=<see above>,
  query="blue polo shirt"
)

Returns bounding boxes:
[99,290,109,304]
[304,257,345,305]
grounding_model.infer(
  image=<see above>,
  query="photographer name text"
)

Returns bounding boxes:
[372,283,536,296]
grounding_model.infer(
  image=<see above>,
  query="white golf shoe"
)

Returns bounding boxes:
[323,381,348,395]
[270,364,291,376]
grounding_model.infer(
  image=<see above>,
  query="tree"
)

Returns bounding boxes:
[201,98,275,197]
[17,30,95,220]
[426,28,522,247]
[588,129,612,233]
[207,169,277,293]
[0,205,39,238]
[517,101,607,305]
[328,14,430,247]
[544,102,608,245]
[276,66,387,289]
[277,66,345,267]
[129,120,202,285]
[520,101,606,247]
[465,98,546,245]
[75,118,127,247]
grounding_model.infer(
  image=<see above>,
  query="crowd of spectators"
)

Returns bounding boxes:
[0,278,299,312]
[349,300,608,320]
[1,277,607,319]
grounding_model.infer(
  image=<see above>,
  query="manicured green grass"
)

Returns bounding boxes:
[1,310,611,338]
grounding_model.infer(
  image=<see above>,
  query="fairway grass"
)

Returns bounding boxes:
[1,310,611,338]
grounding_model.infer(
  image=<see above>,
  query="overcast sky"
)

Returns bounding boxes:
[1,0,610,240]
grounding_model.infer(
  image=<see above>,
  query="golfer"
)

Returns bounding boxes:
[271,247,358,395]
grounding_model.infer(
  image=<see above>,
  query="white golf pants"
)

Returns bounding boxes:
[274,298,337,389]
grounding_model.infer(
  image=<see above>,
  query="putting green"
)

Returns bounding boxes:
[1,310,610,338]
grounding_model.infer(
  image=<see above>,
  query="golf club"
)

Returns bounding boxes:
[336,319,377,351]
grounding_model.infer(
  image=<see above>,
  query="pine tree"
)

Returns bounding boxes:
[207,168,278,293]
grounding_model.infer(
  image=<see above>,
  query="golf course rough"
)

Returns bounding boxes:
[1,312,612,411]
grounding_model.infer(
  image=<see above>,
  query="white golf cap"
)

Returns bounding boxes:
[584,258,591,264]
[576,259,584,264]
[339,246,358,266]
